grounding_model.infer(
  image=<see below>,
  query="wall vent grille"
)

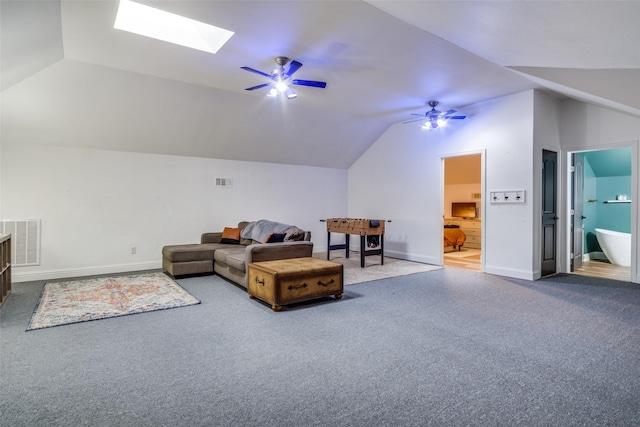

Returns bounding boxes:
[215,178,233,187]
[0,219,41,266]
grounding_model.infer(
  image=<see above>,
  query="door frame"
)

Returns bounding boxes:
[563,141,638,283]
[440,149,486,271]
[570,152,584,271]
[541,149,559,277]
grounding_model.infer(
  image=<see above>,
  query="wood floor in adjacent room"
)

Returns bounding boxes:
[572,259,631,282]
[443,248,481,272]
[444,250,631,283]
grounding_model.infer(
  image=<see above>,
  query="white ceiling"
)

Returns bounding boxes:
[2,1,639,169]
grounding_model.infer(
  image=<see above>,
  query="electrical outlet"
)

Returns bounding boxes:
[130,247,136,254]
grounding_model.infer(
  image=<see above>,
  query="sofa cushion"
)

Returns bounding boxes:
[214,247,247,272]
[247,241,314,263]
[163,243,231,262]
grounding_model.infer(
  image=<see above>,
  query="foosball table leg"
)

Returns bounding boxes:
[327,231,331,260]
[345,234,350,258]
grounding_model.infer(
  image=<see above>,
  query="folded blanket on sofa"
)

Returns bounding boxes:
[241,219,301,243]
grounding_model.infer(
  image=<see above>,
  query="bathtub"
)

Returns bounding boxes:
[595,228,631,267]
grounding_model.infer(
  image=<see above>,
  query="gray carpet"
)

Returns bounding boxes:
[1,269,639,426]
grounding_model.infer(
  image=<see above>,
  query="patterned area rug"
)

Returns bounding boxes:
[27,272,200,331]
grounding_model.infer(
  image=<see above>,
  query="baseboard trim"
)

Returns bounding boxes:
[314,247,440,266]
[12,261,163,283]
[385,250,439,265]
[484,264,535,280]
[584,251,608,262]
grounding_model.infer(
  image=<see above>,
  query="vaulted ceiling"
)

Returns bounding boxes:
[2,1,639,169]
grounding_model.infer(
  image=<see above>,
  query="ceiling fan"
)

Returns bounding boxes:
[241,56,327,99]
[404,101,466,129]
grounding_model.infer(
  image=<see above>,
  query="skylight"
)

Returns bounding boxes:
[114,0,234,54]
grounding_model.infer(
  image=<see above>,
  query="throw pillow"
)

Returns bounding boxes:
[221,227,241,244]
[265,232,286,243]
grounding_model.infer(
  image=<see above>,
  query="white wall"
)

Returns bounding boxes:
[532,90,563,277]
[0,123,2,217]
[1,144,346,282]
[8,88,636,284]
[349,90,537,279]
[560,99,640,283]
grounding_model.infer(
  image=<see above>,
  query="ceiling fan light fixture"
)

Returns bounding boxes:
[285,87,297,99]
[422,121,436,130]
[405,100,466,130]
[242,56,327,100]
[275,81,288,93]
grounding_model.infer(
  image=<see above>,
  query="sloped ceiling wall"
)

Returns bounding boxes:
[2,1,639,169]
[0,0,538,169]
[0,0,63,91]
[369,0,640,117]
[2,59,387,167]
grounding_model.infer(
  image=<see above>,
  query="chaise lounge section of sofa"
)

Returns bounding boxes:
[162,220,313,288]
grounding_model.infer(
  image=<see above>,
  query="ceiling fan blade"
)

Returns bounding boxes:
[403,118,424,124]
[245,83,270,91]
[285,60,303,77]
[444,109,457,115]
[241,66,273,78]
[444,115,466,120]
[410,113,426,117]
[292,79,327,88]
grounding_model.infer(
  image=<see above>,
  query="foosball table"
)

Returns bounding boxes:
[324,218,386,268]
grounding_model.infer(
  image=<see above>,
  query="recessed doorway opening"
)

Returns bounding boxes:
[443,153,483,272]
[568,147,633,282]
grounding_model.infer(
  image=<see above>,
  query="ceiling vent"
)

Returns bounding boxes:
[215,178,233,188]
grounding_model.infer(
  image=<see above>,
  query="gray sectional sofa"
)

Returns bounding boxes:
[162,220,313,288]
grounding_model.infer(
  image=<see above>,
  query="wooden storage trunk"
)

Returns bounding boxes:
[248,257,343,311]
[326,218,385,236]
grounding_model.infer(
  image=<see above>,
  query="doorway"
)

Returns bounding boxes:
[443,153,483,272]
[568,147,633,282]
[541,149,558,277]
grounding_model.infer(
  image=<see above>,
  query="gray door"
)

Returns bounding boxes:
[571,153,584,271]
[541,150,558,277]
